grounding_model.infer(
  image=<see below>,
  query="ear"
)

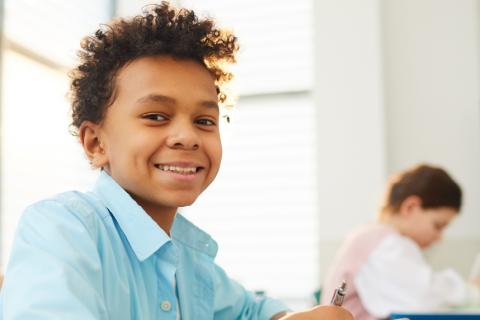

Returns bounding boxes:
[399,195,422,216]
[79,121,109,169]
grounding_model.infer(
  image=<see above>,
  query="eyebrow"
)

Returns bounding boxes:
[136,94,219,109]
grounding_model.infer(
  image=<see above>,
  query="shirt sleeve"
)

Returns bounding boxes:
[355,233,467,318]
[1,200,108,319]
[212,264,290,320]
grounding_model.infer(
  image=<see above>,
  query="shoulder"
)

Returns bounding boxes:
[348,223,394,241]
[340,223,394,254]
[324,223,396,277]
[373,231,423,260]
[18,190,110,239]
[360,231,427,278]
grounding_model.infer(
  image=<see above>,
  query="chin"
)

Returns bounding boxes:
[176,201,196,208]
[169,195,199,208]
[420,242,434,249]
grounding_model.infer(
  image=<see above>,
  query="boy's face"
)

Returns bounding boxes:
[92,55,222,215]
[404,206,457,249]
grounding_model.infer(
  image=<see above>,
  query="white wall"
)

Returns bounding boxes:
[382,0,480,276]
[313,0,386,283]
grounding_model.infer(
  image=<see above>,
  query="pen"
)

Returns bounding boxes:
[330,280,347,306]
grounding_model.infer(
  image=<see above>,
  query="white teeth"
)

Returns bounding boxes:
[157,165,197,174]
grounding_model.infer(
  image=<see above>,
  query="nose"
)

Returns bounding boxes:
[166,119,200,150]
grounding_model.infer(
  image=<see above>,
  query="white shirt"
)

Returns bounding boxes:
[355,232,467,318]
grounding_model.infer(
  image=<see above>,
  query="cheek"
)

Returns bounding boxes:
[422,226,439,245]
[205,138,222,182]
[208,135,222,164]
[411,224,432,247]
[109,134,155,167]
[216,141,222,165]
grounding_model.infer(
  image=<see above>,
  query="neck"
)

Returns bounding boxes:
[130,195,177,235]
[380,213,408,236]
[149,209,177,236]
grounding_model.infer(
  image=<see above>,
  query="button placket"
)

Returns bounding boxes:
[155,241,178,318]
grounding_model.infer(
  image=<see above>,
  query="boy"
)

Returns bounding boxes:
[0,2,352,320]
[321,164,480,320]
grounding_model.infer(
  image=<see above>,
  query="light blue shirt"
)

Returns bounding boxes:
[0,171,288,319]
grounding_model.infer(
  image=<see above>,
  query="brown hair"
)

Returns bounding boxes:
[380,164,462,217]
[69,1,239,136]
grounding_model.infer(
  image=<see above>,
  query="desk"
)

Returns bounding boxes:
[391,312,480,319]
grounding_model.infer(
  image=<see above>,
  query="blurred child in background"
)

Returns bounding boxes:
[321,164,480,320]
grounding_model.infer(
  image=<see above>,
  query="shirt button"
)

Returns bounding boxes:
[160,300,172,312]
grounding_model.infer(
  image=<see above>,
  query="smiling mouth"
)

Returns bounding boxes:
[154,164,203,174]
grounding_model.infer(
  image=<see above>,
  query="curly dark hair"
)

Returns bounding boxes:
[380,164,462,216]
[69,1,239,135]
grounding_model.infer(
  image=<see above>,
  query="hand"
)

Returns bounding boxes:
[277,305,354,320]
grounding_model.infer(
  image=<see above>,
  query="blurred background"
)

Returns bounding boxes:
[1,0,479,310]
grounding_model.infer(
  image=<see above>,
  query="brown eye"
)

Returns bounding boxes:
[196,118,216,126]
[144,113,167,121]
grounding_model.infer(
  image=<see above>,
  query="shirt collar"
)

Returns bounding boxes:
[171,214,218,258]
[92,170,170,262]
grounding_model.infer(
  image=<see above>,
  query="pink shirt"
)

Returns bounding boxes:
[320,224,395,320]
